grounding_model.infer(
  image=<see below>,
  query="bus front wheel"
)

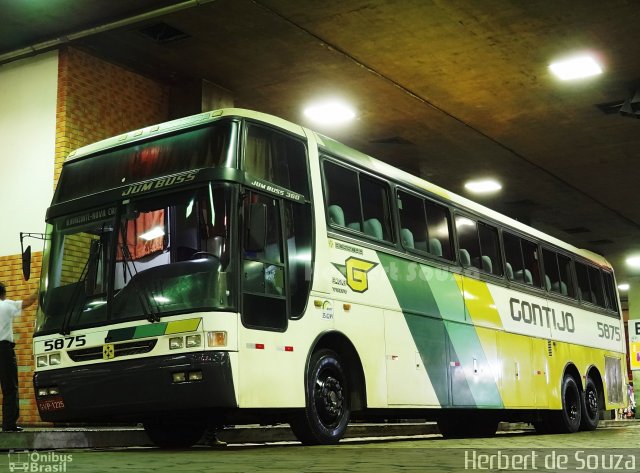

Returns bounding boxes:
[290,349,351,445]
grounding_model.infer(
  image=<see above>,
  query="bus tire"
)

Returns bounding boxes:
[144,417,207,449]
[580,377,600,431]
[290,349,350,445]
[548,375,581,433]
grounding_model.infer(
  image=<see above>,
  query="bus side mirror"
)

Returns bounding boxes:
[246,203,267,252]
[22,245,32,281]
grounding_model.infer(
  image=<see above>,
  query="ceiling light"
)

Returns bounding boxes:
[626,256,640,268]
[464,179,502,194]
[618,283,630,291]
[303,101,355,125]
[139,226,165,241]
[549,55,602,80]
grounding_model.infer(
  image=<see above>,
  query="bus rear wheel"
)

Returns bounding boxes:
[290,349,350,445]
[579,377,600,431]
[144,417,207,449]
[547,375,582,433]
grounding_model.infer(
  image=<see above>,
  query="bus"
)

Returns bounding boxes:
[31,108,626,447]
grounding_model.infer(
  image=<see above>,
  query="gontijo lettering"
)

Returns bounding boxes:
[509,297,575,333]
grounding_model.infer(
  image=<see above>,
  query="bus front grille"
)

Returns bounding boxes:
[68,340,157,362]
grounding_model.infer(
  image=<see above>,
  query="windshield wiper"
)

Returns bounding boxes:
[60,239,101,336]
[119,237,161,323]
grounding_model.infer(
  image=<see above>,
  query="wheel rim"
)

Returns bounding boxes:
[566,385,580,422]
[586,386,598,418]
[314,371,345,428]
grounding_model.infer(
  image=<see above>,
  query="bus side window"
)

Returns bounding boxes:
[521,239,541,287]
[575,262,593,303]
[360,174,393,241]
[588,266,606,308]
[397,191,426,251]
[323,161,360,230]
[425,201,453,260]
[557,253,575,298]
[284,200,312,319]
[543,249,557,292]
[503,232,523,282]
[603,271,619,312]
[455,216,480,269]
[504,232,541,287]
[478,222,503,276]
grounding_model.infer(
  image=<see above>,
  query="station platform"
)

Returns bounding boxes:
[0,420,635,450]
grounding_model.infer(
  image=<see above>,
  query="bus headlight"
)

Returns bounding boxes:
[37,355,48,368]
[49,353,61,365]
[207,331,227,347]
[169,337,184,350]
[186,334,201,348]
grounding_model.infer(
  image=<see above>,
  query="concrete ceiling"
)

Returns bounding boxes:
[3,0,640,290]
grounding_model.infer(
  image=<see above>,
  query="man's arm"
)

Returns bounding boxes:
[22,290,38,309]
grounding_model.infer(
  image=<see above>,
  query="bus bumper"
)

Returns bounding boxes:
[33,351,236,422]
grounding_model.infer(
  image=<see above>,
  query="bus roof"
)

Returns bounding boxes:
[64,107,610,268]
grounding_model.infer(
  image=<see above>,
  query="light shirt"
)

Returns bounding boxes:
[0,299,22,343]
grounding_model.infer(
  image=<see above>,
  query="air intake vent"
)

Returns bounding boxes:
[138,22,190,44]
[605,356,623,404]
[547,340,553,357]
[68,340,157,362]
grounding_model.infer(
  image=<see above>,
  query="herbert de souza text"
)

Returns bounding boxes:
[464,449,637,471]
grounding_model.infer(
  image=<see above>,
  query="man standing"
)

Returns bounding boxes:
[0,282,36,432]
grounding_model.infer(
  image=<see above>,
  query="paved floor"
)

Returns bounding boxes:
[2,422,639,473]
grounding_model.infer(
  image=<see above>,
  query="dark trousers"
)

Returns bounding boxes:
[0,341,19,429]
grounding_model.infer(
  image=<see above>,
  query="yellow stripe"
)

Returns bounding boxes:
[165,318,201,334]
[455,275,503,329]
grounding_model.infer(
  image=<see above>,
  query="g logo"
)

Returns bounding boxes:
[103,344,115,360]
[345,257,377,293]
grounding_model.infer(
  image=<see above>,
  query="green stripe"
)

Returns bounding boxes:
[134,323,168,339]
[379,253,503,408]
[447,322,503,407]
[106,318,202,343]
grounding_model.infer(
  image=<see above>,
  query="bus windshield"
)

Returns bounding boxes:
[36,183,234,334]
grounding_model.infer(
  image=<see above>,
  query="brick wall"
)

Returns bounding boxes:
[55,46,169,185]
[2,46,169,426]
[1,253,42,425]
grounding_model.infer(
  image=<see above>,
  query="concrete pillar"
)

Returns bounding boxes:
[628,277,640,418]
[169,79,234,119]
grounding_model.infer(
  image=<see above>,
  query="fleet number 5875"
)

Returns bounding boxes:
[43,335,87,351]
[597,322,620,341]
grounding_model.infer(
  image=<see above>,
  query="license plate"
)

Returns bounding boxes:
[37,396,65,412]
